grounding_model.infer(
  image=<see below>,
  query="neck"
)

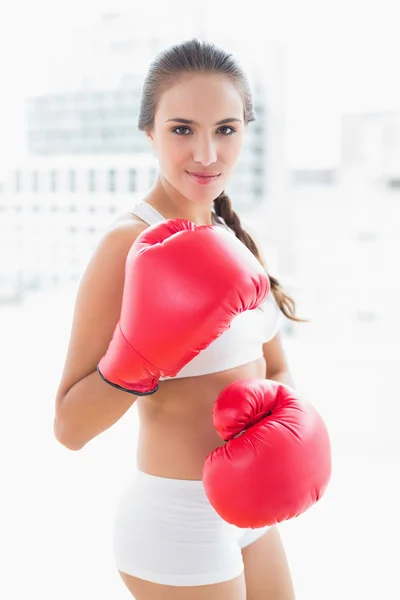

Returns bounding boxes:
[145,175,215,226]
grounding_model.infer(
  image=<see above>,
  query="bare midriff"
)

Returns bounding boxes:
[136,356,266,480]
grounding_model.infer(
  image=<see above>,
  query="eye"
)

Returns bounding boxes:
[171,125,237,136]
[172,126,193,135]
[218,126,236,135]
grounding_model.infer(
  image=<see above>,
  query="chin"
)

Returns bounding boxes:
[185,183,224,203]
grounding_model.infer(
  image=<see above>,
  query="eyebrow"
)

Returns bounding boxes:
[165,117,243,125]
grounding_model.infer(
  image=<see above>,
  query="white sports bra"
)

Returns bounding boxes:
[131,201,282,379]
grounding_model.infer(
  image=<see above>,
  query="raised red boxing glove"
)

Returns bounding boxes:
[98,219,270,395]
[202,378,332,528]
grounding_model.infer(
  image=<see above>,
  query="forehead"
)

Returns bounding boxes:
[155,73,244,122]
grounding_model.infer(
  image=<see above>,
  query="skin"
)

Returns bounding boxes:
[54,73,296,600]
[144,73,246,225]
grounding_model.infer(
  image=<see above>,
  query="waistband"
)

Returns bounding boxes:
[135,468,204,486]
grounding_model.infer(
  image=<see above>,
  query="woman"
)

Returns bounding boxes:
[54,38,317,599]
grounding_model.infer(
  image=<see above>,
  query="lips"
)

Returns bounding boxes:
[189,172,220,177]
[187,172,220,186]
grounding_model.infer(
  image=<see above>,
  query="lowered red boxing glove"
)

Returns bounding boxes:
[202,378,331,528]
[98,219,270,396]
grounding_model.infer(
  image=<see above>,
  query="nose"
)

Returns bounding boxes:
[192,135,217,166]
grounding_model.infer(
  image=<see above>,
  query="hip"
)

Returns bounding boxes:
[113,468,270,586]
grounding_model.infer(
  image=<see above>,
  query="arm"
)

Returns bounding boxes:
[54,218,147,451]
[263,332,296,389]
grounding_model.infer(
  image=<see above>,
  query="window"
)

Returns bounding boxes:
[108,169,116,193]
[253,166,264,177]
[356,310,376,322]
[69,170,76,192]
[128,168,137,192]
[357,231,378,242]
[14,171,22,192]
[88,169,96,192]
[50,170,57,193]
[32,170,39,193]
[252,145,264,156]
[388,178,400,189]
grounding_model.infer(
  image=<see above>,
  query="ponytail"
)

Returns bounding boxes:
[213,192,307,323]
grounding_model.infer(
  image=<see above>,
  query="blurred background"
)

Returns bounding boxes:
[1,1,399,598]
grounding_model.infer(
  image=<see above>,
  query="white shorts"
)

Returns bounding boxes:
[113,469,271,587]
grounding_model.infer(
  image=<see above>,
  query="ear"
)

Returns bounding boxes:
[146,131,156,153]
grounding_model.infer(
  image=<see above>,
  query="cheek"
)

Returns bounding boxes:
[159,137,187,168]
[223,136,243,165]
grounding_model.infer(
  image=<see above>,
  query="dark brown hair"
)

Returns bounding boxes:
[138,38,305,323]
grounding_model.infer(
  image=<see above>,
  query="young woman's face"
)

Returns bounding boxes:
[148,73,246,203]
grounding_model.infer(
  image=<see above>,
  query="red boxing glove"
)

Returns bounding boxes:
[98,220,270,395]
[202,379,332,528]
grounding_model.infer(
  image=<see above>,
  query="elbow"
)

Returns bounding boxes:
[54,389,87,451]
[53,417,86,452]
[267,369,296,389]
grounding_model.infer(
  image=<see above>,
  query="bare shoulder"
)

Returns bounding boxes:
[55,211,149,400]
[84,211,149,279]
[107,210,149,234]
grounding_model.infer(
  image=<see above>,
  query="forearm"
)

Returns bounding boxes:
[54,370,137,451]
[267,370,296,388]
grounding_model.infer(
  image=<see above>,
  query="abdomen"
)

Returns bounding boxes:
[136,357,266,479]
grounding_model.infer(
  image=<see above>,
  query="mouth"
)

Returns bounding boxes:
[187,172,221,186]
